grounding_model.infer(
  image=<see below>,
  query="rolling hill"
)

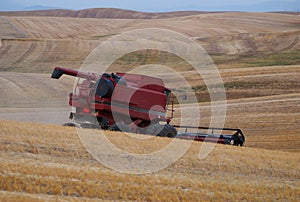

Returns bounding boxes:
[0,8,214,19]
[0,9,299,201]
[0,11,299,73]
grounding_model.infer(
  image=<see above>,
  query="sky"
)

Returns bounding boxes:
[0,0,299,12]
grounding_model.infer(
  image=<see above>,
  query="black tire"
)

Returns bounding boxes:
[232,133,245,146]
[145,123,164,136]
[159,124,177,138]
[146,124,177,138]
[97,117,109,129]
[109,122,130,132]
[62,122,77,127]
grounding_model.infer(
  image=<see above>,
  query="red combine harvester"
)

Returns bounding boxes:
[51,67,245,146]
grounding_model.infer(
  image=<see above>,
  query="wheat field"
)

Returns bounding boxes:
[0,10,300,201]
[0,120,299,201]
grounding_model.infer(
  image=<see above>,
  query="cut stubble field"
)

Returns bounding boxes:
[0,10,300,201]
[0,120,299,201]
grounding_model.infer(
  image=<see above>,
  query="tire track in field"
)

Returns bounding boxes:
[11,41,37,66]
[0,43,12,60]
[272,31,300,52]
[0,75,27,98]
[34,40,52,63]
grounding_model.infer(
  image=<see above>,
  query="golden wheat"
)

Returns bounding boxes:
[0,120,299,201]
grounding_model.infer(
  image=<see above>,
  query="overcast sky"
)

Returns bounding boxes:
[1,0,299,12]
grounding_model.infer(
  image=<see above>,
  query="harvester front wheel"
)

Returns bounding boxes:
[109,122,131,132]
[62,122,78,127]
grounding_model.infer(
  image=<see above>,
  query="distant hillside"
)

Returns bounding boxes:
[0,12,299,73]
[0,8,214,19]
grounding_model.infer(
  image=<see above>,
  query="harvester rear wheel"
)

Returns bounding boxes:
[159,124,177,138]
[145,123,164,136]
[146,123,177,138]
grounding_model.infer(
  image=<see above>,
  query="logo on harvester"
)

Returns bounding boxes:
[52,28,245,174]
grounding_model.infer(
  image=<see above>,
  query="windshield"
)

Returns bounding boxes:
[164,89,171,106]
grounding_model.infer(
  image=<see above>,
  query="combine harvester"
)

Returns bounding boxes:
[51,67,245,146]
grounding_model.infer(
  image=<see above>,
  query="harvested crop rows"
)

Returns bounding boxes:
[0,120,299,201]
[0,39,99,72]
[0,13,299,74]
[0,10,300,201]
